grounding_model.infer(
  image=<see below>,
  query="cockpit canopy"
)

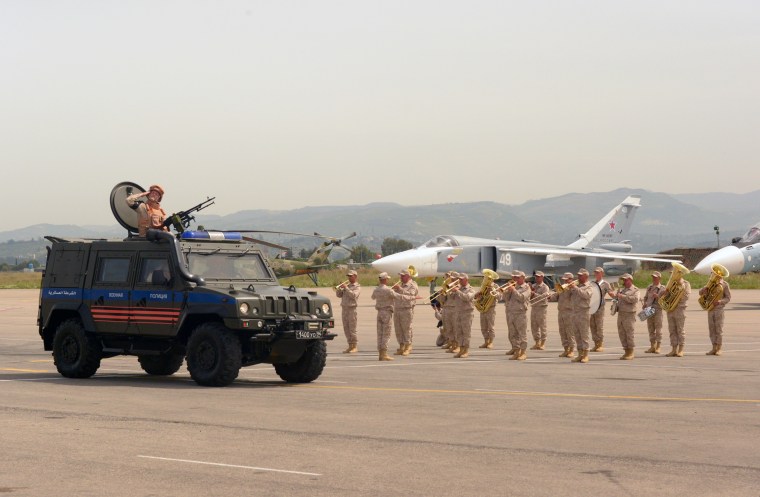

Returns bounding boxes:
[421,235,460,249]
[736,223,760,245]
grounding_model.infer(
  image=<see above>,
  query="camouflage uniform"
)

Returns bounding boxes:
[126,185,168,237]
[590,271,611,350]
[550,273,576,356]
[479,302,496,347]
[452,281,476,352]
[569,274,593,361]
[643,277,665,351]
[336,278,361,349]
[614,277,640,358]
[504,280,531,354]
[530,278,550,347]
[371,279,397,354]
[700,279,731,354]
[665,279,691,355]
[393,278,419,350]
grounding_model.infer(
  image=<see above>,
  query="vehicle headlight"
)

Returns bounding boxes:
[239,302,250,314]
[321,303,330,314]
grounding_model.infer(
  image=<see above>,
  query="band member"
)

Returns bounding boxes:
[371,272,397,361]
[642,271,666,354]
[550,272,577,358]
[478,280,497,349]
[614,273,640,360]
[699,273,731,356]
[662,276,691,357]
[335,269,361,353]
[451,273,476,358]
[502,271,531,360]
[444,272,461,353]
[530,271,550,350]
[590,267,612,352]
[126,184,168,237]
[393,268,419,356]
[569,268,594,363]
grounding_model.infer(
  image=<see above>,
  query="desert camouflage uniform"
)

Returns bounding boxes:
[615,285,640,350]
[394,280,418,347]
[371,283,397,351]
[530,281,550,343]
[336,282,361,346]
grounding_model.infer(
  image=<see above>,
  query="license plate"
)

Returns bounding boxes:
[296,330,322,339]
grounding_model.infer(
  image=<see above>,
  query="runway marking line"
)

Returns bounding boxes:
[0,367,49,373]
[137,455,321,476]
[294,384,760,404]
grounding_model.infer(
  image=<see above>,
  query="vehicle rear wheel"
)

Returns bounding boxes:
[138,351,185,376]
[52,319,102,378]
[274,341,326,383]
[186,322,241,387]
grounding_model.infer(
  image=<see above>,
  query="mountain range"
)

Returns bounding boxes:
[2,188,758,263]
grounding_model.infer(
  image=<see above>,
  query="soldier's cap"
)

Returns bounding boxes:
[347,269,358,277]
[652,271,662,278]
[148,184,165,200]
[378,272,389,279]
[458,273,469,279]
[594,267,604,273]
[449,271,459,278]
[621,273,633,280]
[577,268,589,276]
[512,270,525,278]
[398,269,410,276]
[562,272,574,280]
[535,271,544,277]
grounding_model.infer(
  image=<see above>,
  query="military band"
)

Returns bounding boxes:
[613,273,640,360]
[590,267,612,352]
[335,269,360,353]
[529,271,549,350]
[642,271,665,354]
[451,273,477,358]
[393,269,419,356]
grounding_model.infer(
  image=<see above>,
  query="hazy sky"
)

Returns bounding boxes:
[2,0,758,231]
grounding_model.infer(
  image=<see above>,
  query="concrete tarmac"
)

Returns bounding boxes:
[1,288,759,497]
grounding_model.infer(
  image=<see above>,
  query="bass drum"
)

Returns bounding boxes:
[589,281,604,314]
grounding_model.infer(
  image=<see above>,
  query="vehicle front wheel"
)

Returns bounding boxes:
[138,351,185,376]
[274,341,326,383]
[186,322,242,387]
[52,319,102,378]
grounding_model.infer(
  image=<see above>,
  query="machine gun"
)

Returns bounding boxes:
[163,197,215,234]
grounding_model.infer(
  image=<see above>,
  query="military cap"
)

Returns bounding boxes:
[652,271,661,278]
[562,272,574,280]
[577,268,590,276]
[459,273,469,279]
[398,269,410,276]
[449,271,459,278]
[347,269,358,277]
[594,267,604,273]
[512,270,525,278]
[621,273,633,280]
[378,272,389,279]
[534,271,544,277]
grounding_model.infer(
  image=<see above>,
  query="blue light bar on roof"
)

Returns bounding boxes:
[181,231,242,241]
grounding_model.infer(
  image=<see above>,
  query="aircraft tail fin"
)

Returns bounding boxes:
[567,195,641,249]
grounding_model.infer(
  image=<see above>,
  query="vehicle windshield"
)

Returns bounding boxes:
[738,223,760,245]
[187,252,273,281]
[422,235,460,248]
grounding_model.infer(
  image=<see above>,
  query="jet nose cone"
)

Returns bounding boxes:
[372,252,404,273]
[693,246,744,275]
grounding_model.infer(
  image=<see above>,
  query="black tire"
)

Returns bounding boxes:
[274,341,327,383]
[185,322,242,387]
[138,352,185,376]
[52,319,102,378]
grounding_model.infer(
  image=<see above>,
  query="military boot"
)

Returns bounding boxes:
[379,349,394,361]
[579,349,589,363]
[653,341,661,354]
[558,346,569,358]
[665,345,678,357]
[620,348,634,360]
[590,341,599,352]
[706,344,717,355]
[566,347,576,359]
[486,338,494,349]
[514,348,527,361]
[714,344,722,356]
[343,343,358,353]
[675,344,684,357]
[505,347,518,356]
[448,342,460,354]
[645,341,656,353]
[455,346,469,358]
[441,340,450,349]
[530,341,541,350]
[594,341,604,352]
[479,339,489,349]
[401,343,412,356]
[537,339,546,350]
[394,344,405,355]
[572,350,584,362]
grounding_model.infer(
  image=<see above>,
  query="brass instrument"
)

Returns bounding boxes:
[531,279,575,305]
[424,275,460,304]
[657,262,690,312]
[698,263,729,311]
[474,269,500,312]
[391,265,417,289]
[334,280,349,291]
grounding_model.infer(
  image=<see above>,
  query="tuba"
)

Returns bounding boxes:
[698,263,729,311]
[474,269,500,312]
[658,262,690,312]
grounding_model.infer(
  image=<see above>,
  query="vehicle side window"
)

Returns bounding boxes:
[139,258,171,285]
[96,257,131,283]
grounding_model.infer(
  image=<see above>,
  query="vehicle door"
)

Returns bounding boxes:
[130,252,179,336]
[89,251,135,334]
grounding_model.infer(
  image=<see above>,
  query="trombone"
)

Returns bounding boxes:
[528,279,576,305]
[423,275,460,304]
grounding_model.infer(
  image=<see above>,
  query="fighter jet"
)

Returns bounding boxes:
[372,195,679,279]
[693,222,760,275]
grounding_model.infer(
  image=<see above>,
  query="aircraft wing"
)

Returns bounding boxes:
[505,247,681,263]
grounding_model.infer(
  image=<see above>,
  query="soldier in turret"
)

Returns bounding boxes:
[126,184,168,237]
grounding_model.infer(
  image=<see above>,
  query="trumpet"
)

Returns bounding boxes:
[391,265,417,289]
[529,279,576,305]
[554,279,577,294]
[334,280,350,291]
[424,276,460,304]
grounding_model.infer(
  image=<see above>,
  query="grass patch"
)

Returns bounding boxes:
[0,272,42,289]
